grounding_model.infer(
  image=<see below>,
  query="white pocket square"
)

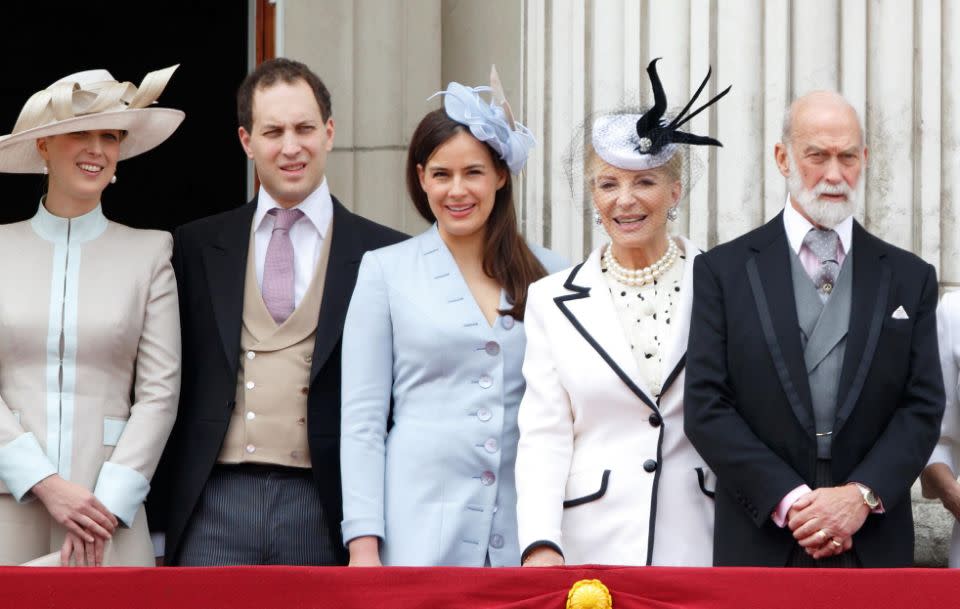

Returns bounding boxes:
[891,305,909,320]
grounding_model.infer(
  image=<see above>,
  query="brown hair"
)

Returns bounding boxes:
[237,58,332,131]
[406,109,546,320]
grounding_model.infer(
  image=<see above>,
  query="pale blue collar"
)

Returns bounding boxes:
[30,199,108,245]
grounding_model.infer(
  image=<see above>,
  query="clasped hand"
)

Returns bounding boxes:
[786,485,869,560]
[31,475,118,566]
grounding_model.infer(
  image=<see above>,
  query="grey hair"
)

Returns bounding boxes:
[780,90,865,148]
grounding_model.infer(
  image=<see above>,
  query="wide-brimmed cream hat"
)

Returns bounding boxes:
[0,64,185,173]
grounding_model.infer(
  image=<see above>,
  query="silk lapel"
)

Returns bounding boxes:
[658,237,698,398]
[202,201,256,379]
[310,197,366,383]
[745,215,816,436]
[834,222,889,433]
[553,248,660,414]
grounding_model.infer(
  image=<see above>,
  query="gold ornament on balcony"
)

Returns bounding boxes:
[566,578,612,609]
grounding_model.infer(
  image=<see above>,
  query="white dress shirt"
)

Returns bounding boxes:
[782,195,853,259]
[253,179,333,307]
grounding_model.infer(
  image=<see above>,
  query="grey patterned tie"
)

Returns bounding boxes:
[802,228,840,296]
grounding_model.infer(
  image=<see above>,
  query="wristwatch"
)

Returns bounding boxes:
[853,483,880,510]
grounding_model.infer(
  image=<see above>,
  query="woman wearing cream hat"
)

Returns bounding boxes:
[0,66,183,566]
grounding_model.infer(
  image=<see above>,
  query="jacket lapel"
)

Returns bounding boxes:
[745,214,816,436]
[658,237,698,398]
[834,222,889,433]
[310,197,367,383]
[553,248,660,414]
[202,201,256,379]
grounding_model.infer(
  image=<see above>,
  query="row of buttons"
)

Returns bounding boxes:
[472,328,507,544]
[643,411,662,472]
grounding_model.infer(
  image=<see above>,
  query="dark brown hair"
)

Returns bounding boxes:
[237,58,332,131]
[406,109,547,320]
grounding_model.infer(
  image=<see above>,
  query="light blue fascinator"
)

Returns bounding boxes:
[428,66,535,175]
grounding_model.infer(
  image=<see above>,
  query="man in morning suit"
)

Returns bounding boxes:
[148,58,406,565]
[684,91,944,567]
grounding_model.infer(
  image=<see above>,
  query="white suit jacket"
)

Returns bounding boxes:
[515,238,714,566]
[928,290,960,567]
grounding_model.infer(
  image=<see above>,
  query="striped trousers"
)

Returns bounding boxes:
[177,464,339,566]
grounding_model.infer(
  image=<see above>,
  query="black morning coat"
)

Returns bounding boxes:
[147,196,406,564]
[684,213,945,567]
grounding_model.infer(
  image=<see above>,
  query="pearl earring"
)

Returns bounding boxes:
[42,166,48,175]
[110,174,117,184]
[666,205,679,222]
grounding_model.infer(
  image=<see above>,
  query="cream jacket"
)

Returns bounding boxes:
[0,204,180,564]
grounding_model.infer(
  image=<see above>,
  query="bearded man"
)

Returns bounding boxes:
[684,90,944,567]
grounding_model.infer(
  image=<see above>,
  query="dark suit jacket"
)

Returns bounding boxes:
[684,213,944,567]
[147,196,406,564]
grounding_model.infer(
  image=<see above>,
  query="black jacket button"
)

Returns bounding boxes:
[643,459,658,473]
[648,413,662,427]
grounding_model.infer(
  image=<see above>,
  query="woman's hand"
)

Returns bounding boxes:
[60,531,106,567]
[347,536,382,567]
[921,463,960,521]
[522,546,564,567]
[31,475,118,542]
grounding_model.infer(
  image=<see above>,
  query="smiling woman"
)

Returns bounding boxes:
[37,130,124,212]
[514,58,730,568]
[0,66,183,567]
[339,70,567,567]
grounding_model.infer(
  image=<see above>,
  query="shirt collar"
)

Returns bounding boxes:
[782,195,853,256]
[253,178,333,236]
[30,199,108,244]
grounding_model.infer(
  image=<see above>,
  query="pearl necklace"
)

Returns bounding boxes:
[603,239,679,287]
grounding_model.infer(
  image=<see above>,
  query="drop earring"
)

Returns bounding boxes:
[110,174,117,184]
[666,205,679,222]
[42,165,48,175]
[594,209,602,225]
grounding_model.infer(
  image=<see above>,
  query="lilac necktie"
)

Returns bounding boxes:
[262,208,304,324]
[802,228,840,296]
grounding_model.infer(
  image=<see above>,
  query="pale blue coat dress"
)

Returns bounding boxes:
[340,224,566,566]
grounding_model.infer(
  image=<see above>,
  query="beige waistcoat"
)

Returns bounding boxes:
[218,222,332,467]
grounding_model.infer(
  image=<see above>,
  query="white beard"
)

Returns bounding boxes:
[786,154,862,229]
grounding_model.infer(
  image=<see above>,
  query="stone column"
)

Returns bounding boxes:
[282,0,441,234]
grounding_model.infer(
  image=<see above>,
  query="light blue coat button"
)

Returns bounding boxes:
[477,407,492,422]
[485,341,500,356]
[500,315,515,330]
[478,374,493,389]
[490,534,504,549]
[480,470,496,485]
[484,438,499,453]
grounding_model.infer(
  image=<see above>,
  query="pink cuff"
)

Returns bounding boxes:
[771,485,812,528]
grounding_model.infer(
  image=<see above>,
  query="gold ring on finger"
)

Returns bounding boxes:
[817,529,827,542]
[831,538,843,548]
